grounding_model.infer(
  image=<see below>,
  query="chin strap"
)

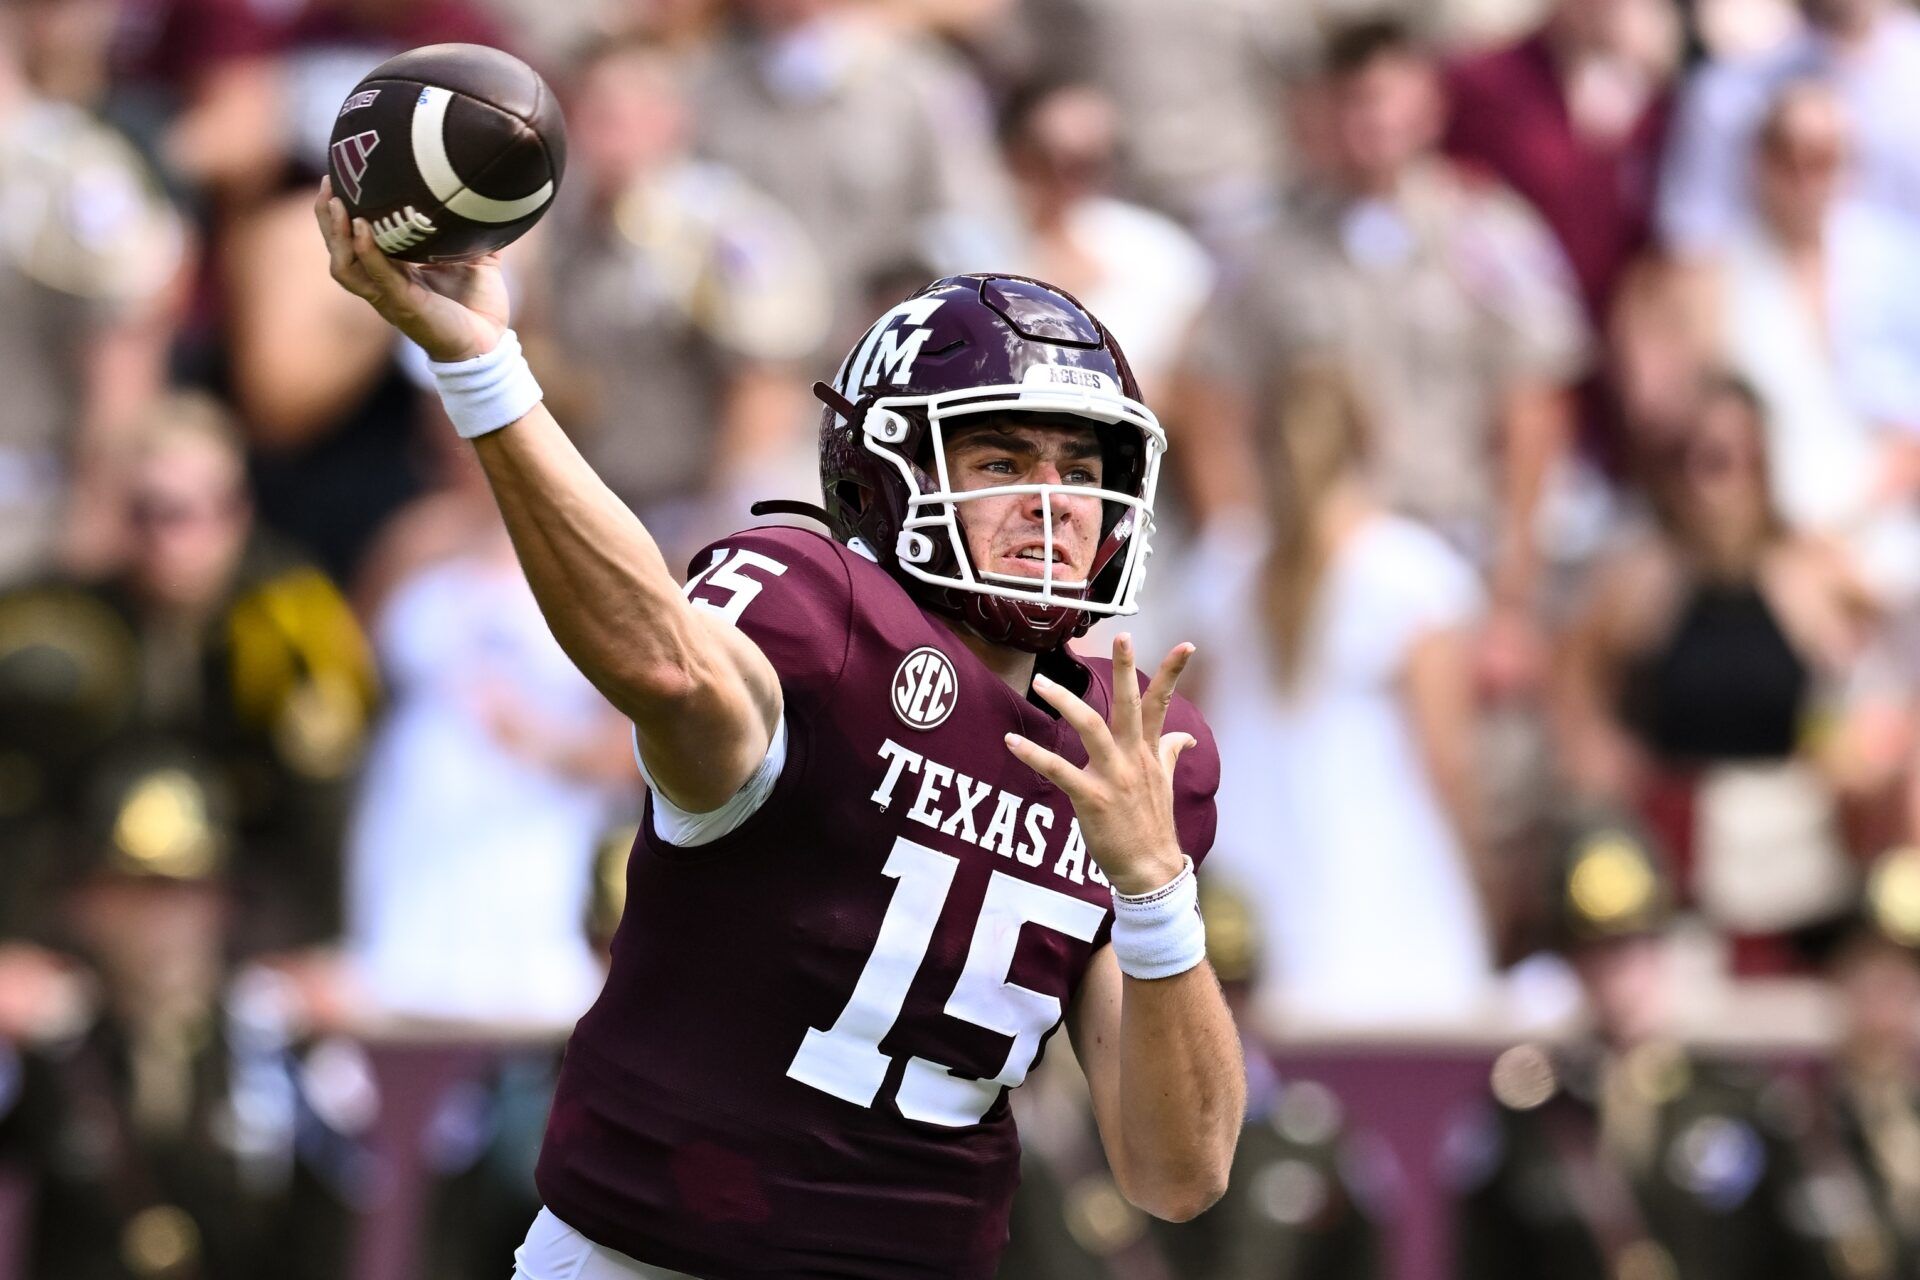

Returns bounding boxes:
[749,499,835,526]
[812,381,860,422]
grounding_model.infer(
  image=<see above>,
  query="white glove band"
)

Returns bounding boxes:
[427,328,543,439]
[1109,856,1206,980]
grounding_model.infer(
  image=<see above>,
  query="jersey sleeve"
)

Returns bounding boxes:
[681,526,856,717]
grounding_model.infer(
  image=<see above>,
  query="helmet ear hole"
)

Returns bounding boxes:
[833,479,866,516]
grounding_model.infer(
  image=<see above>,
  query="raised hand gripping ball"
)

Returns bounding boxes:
[327,43,566,263]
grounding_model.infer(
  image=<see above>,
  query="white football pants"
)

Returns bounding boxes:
[511,1208,700,1280]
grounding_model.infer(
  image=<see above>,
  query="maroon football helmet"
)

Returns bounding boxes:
[813,275,1165,653]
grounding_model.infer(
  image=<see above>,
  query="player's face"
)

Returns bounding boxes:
[943,420,1106,588]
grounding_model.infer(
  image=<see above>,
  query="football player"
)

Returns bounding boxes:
[314,179,1244,1280]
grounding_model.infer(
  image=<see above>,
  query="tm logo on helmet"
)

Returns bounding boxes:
[892,647,958,730]
[849,298,946,390]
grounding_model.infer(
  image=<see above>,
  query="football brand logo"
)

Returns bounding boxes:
[891,647,958,730]
[338,89,381,117]
[330,130,380,202]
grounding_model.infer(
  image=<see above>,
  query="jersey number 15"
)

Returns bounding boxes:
[788,837,1104,1128]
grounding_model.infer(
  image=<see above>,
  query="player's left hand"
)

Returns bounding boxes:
[1006,635,1196,897]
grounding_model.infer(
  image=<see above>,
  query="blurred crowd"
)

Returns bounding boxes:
[5,0,1920,1275]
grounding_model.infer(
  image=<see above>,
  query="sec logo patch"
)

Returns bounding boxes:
[892,647,958,730]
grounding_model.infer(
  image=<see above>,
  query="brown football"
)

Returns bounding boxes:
[327,43,566,264]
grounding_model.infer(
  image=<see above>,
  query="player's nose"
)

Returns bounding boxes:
[1023,471,1071,522]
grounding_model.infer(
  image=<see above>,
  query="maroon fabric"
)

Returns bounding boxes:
[113,0,508,85]
[1444,34,1671,326]
[111,0,280,85]
[537,527,1220,1279]
[273,0,507,56]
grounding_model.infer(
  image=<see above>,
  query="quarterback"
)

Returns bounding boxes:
[316,180,1243,1279]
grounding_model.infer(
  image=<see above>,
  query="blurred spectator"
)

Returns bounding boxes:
[1449,812,1832,1280]
[1554,375,1878,959]
[1015,0,1304,242]
[221,170,435,581]
[198,1,519,587]
[469,0,636,69]
[1001,883,1381,1280]
[0,744,357,1280]
[1792,845,1920,1275]
[1447,0,1682,474]
[529,33,828,560]
[418,1051,562,1280]
[1184,17,1590,689]
[150,0,507,205]
[1189,366,1496,1030]
[1688,0,1805,61]
[1623,84,1920,603]
[0,12,186,584]
[0,393,379,953]
[341,437,633,1025]
[690,0,1017,339]
[999,79,1213,404]
[1659,0,1920,255]
[1445,0,1680,339]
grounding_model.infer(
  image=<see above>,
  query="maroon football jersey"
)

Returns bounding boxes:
[536,526,1220,1279]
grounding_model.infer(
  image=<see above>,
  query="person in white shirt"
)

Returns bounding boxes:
[1000,78,1215,406]
[343,444,636,1024]
[1628,82,1920,603]
[1190,365,1497,1030]
[1659,0,1920,253]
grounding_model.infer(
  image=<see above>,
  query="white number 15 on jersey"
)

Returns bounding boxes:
[787,836,1105,1128]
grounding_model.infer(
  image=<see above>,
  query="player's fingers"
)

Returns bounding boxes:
[1005,733,1084,795]
[1140,643,1195,743]
[1108,632,1142,744]
[351,218,419,301]
[1156,731,1197,778]
[1029,672,1116,764]
[319,195,372,291]
[320,195,360,278]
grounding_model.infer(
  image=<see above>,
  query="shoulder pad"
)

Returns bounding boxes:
[683,527,857,710]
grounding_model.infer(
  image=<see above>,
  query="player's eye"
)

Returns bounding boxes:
[1064,467,1100,486]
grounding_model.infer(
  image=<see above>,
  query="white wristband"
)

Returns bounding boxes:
[427,328,543,439]
[1109,856,1206,980]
